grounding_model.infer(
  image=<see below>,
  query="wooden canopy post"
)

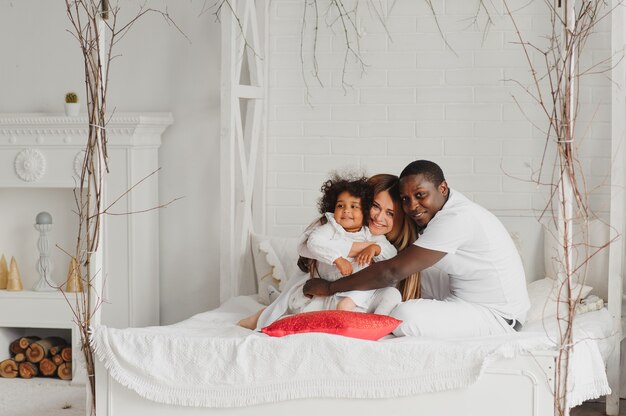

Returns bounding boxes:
[220,0,269,302]
[606,2,626,414]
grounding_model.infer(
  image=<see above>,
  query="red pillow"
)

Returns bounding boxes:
[261,310,402,341]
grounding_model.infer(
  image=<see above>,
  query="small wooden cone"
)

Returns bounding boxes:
[0,254,7,289]
[64,258,83,292]
[6,257,23,291]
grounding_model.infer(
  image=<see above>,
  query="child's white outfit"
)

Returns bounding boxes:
[289,213,398,313]
[255,214,400,330]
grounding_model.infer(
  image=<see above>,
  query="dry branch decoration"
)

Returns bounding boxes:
[211,0,500,103]
[503,1,617,414]
[212,0,391,102]
[63,1,182,413]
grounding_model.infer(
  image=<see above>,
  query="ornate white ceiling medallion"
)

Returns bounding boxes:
[14,149,46,182]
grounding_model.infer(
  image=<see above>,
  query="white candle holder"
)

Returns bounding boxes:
[33,214,56,291]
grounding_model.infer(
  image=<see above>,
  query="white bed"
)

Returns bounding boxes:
[91,2,626,415]
[93,291,614,416]
[92,224,617,416]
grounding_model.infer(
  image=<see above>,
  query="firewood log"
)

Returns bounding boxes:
[0,359,18,378]
[39,358,57,377]
[26,336,67,363]
[57,362,72,380]
[60,347,72,363]
[51,354,64,366]
[18,362,38,379]
[9,340,23,356]
[49,344,68,357]
[14,353,25,363]
[18,336,41,350]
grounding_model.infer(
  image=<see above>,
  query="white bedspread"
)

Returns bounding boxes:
[91,296,611,408]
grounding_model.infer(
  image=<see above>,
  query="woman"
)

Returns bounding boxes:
[238,174,419,329]
[304,160,530,338]
[369,174,421,300]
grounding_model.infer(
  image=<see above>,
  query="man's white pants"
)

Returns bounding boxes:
[391,267,514,338]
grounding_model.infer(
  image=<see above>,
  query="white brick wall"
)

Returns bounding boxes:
[266,0,612,236]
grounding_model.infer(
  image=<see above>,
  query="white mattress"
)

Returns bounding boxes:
[219,295,615,359]
[522,307,615,361]
[91,295,612,409]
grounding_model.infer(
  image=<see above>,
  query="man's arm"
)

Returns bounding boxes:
[303,245,447,297]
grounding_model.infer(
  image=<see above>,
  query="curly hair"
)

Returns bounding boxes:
[297,174,373,275]
[317,174,373,221]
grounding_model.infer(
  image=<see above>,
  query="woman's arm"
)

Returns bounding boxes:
[302,245,446,296]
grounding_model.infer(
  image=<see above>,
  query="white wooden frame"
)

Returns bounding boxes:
[93,2,626,415]
[220,0,269,303]
[607,1,626,414]
[96,352,556,416]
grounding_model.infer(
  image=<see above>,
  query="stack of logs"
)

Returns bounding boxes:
[0,336,71,380]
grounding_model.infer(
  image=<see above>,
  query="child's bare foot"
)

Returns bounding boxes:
[336,297,356,312]
[237,308,265,329]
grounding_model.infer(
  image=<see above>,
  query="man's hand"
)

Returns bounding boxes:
[303,278,332,298]
[334,257,353,276]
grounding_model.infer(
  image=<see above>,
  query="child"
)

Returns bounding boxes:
[289,175,400,314]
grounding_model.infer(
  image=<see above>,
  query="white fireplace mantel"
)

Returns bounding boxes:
[0,112,173,329]
[0,113,173,188]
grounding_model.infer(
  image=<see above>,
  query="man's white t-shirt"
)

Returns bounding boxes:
[414,189,530,322]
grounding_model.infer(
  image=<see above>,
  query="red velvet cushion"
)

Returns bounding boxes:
[261,310,402,341]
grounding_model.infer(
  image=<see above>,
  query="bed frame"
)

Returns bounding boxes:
[92,214,611,416]
[95,352,556,416]
[94,1,626,415]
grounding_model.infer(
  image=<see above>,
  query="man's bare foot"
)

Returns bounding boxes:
[237,307,265,330]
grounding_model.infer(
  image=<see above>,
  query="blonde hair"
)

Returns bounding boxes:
[367,174,421,300]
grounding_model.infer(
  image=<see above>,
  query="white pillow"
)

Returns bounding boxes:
[543,218,609,300]
[526,277,593,322]
[250,233,307,305]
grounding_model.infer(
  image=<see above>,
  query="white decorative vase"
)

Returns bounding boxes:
[64,102,80,117]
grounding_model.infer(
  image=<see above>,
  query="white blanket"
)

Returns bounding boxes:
[91,296,611,408]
